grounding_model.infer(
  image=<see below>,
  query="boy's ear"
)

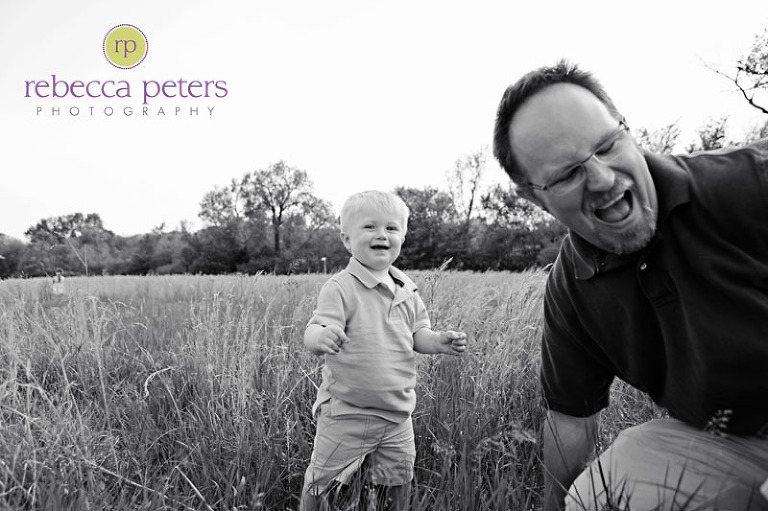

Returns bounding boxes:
[339,231,351,250]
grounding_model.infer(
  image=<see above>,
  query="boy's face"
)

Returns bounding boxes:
[341,206,406,272]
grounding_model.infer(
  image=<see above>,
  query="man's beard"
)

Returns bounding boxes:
[596,201,657,255]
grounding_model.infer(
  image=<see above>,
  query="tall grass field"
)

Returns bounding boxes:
[0,270,662,510]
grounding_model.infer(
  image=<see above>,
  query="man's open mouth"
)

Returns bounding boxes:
[594,190,633,223]
[371,245,389,250]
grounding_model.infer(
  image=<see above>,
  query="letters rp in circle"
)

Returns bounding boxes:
[114,39,137,59]
[103,25,147,69]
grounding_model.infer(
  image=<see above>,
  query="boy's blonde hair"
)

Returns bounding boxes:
[339,191,410,233]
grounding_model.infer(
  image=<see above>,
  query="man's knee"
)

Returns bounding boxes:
[566,418,768,511]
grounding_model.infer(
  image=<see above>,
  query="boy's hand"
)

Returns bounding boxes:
[439,330,467,356]
[313,325,349,355]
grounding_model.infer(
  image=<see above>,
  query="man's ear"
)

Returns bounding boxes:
[517,186,549,213]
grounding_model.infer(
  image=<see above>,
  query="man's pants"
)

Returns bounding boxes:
[566,418,768,511]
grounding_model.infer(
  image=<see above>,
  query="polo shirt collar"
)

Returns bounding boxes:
[570,151,692,280]
[344,257,418,292]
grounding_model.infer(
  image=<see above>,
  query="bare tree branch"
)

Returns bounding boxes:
[705,63,768,115]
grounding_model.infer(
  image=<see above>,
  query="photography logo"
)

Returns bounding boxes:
[27,23,227,118]
[103,24,148,69]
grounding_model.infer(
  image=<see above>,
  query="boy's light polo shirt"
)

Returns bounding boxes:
[309,257,431,423]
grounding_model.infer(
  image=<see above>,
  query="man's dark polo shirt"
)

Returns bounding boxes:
[541,140,768,436]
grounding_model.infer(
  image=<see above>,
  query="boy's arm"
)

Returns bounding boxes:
[304,323,349,356]
[304,280,349,357]
[413,328,467,355]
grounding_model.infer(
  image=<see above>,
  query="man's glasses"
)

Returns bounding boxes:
[525,119,630,196]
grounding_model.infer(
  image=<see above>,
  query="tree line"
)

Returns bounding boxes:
[1,114,764,280]
[0,155,566,278]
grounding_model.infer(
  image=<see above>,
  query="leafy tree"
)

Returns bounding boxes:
[448,147,487,224]
[199,179,261,272]
[297,225,348,273]
[198,162,334,273]
[635,122,681,154]
[395,186,459,269]
[199,179,245,227]
[25,212,105,243]
[241,161,320,256]
[123,225,189,275]
[238,217,274,272]
[479,184,566,270]
[480,184,552,230]
[183,224,246,274]
[23,213,115,276]
[275,197,339,273]
[686,116,730,153]
[0,235,25,278]
[741,118,768,145]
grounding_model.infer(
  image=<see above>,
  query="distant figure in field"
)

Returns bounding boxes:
[492,60,768,510]
[52,268,65,295]
[300,191,468,510]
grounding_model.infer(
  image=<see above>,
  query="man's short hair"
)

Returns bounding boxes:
[492,59,621,185]
[339,191,410,233]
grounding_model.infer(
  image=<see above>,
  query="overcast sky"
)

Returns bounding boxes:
[2,0,767,241]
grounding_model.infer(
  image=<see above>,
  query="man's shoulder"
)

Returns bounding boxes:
[675,140,768,182]
[672,141,768,216]
[686,138,768,159]
[546,234,577,294]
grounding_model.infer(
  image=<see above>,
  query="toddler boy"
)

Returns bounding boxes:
[301,190,467,510]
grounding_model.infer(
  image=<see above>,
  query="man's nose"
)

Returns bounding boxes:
[583,159,615,191]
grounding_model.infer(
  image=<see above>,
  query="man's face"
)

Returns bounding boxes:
[508,83,658,255]
[340,206,405,272]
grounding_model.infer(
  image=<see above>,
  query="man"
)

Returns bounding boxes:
[492,60,768,511]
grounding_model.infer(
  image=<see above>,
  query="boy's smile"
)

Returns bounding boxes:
[340,206,406,273]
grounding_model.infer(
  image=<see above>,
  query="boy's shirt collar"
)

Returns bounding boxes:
[345,257,418,293]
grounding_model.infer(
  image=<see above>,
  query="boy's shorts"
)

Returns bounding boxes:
[302,401,415,496]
